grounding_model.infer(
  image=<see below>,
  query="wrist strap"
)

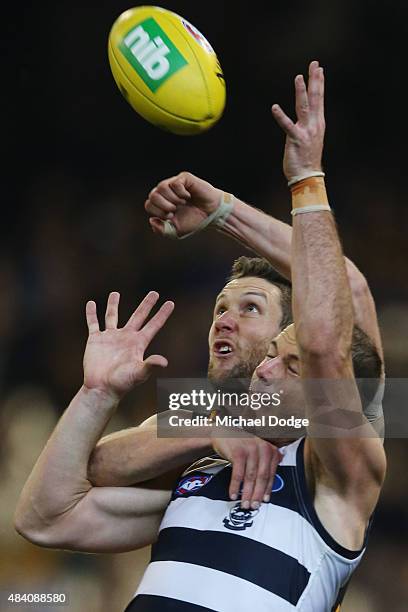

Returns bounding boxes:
[162,192,234,240]
[288,171,325,187]
[291,204,332,216]
[291,176,329,216]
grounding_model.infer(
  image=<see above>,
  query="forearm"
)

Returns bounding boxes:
[89,422,213,486]
[217,198,292,279]
[15,386,117,530]
[292,209,353,359]
[218,197,365,286]
[290,186,369,482]
[288,179,387,486]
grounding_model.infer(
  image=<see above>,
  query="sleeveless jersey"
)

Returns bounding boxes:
[125,438,369,612]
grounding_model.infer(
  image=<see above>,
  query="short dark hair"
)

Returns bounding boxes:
[228,256,293,330]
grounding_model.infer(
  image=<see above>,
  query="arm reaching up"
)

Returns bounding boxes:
[273,61,385,546]
[143,170,383,364]
[14,292,180,553]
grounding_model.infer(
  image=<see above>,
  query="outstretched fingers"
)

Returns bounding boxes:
[271,104,297,138]
[124,291,160,331]
[308,61,324,118]
[141,300,175,346]
[273,61,324,134]
[294,74,309,123]
[105,291,120,329]
[86,300,100,335]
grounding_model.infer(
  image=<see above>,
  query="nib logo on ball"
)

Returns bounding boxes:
[119,18,187,92]
[108,6,226,134]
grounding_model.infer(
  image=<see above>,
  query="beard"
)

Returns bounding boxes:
[207,339,270,388]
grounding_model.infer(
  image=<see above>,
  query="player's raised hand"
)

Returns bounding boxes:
[272,60,325,182]
[212,433,282,509]
[84,292,174,400]
[145,172,223,238]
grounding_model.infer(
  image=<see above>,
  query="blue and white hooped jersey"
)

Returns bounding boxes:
[125,438,368,612]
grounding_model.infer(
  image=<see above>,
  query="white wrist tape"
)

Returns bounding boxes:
[288,171,325,187]
[291,204,332,216]
[162,192,234,240]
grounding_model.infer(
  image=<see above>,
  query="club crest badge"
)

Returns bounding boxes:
[175,473,213,496]
[223,503,260,531]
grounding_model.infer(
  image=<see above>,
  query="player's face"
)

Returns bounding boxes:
[249,325,305,444]
[208,277,283,383]
[250,324,303,402]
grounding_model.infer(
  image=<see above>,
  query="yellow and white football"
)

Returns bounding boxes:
[108,6,226,135]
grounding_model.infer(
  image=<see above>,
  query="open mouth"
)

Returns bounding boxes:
[213,340,235,358]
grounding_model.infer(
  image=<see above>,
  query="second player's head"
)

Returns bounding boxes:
[251,323,382,418]
[208,257,292,383]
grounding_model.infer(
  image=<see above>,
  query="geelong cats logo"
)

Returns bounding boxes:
[222,474,284,531]
[223,503,260,531]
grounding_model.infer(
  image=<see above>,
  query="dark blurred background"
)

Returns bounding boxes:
[2,0,407,610]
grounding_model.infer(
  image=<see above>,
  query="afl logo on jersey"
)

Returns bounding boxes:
[175,474,213,496]
[272,474,284,493]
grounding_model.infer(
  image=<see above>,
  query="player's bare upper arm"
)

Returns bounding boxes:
[42,433,188,553]
[33,482,172,554]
